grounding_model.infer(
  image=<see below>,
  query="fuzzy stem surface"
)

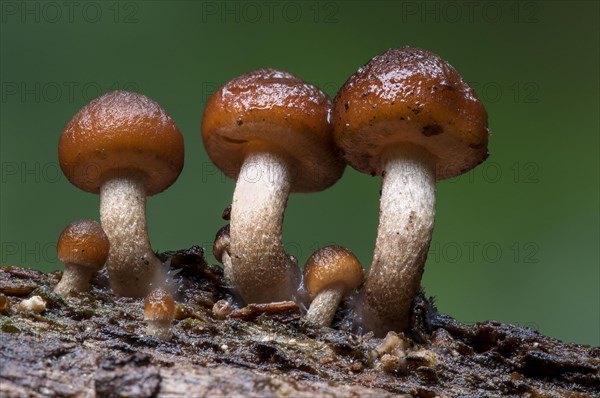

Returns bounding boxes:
[100,177,162,297]
[229,150,300,304]
[53,263,94,295]
[306,286,344,326]
[356,146,436,336]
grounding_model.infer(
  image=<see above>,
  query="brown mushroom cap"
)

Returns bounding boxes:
[213,224,230,263]
[202,69,344,192]
[57,220,109,269]
[333,47,489,180]
[144,287,175,322]
[304,245,363,300]
[59,91,184,195]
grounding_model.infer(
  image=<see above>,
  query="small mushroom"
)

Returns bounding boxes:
[59,91,184,297]
[212,299,233,319]
[202,69,345,304]
[54,220,109,295]
[303,245,364,326]
[333,48,489,335]
[144,286,175,340]
[213,224,232,276]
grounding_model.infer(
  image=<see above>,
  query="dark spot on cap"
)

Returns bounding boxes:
[422,124,443,137]
[344,101,349,110]
[236,119,243,126]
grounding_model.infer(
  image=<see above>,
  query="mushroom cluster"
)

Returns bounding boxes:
[52,47,489,341]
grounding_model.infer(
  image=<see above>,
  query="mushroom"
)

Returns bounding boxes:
[303,245,364,326]
[333,47,489,335]
[54,220,109,295]
[202,69,345,304]
[212,299,233,320]
[59,91,184,297]
[213,224,232,276]
[144,286,175,340]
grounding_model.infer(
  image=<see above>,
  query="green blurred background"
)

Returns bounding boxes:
[1,1,598,345]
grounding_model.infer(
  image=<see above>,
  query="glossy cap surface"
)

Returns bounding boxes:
[304,245,363,299]
[57,220,109,269]
[333,47,489,179]
[59,91,184,195]
[144,287,175,321]
[202,69,344,192]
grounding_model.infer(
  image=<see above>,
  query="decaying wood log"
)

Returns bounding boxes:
[1,247,598,397]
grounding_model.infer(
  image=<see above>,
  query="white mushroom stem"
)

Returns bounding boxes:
[100,176,162,297]
[306,284,345,326]
[221,251,233,280]
[54,264,95,295]
[145,319,173,341]
[357,145,436,336]
[230,150,300,304]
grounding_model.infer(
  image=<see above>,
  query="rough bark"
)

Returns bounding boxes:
[0,247,598,397]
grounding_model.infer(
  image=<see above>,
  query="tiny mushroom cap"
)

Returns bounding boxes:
[54,220,109,295]
[212,299,233,320]
[59,90,184,195]
[213,224,230,264]
[59,91,184,298]
[57,220,109,269]
[334,47,488,180]
[304,245,364,300]
[213,224,233,278]
[202,69,345,304]
[303,245,364,326]
[144,286,175,340]
[333,47,489,336]
[144,286,176,322]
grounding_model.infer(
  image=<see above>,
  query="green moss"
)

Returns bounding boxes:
[1,320,20,333]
